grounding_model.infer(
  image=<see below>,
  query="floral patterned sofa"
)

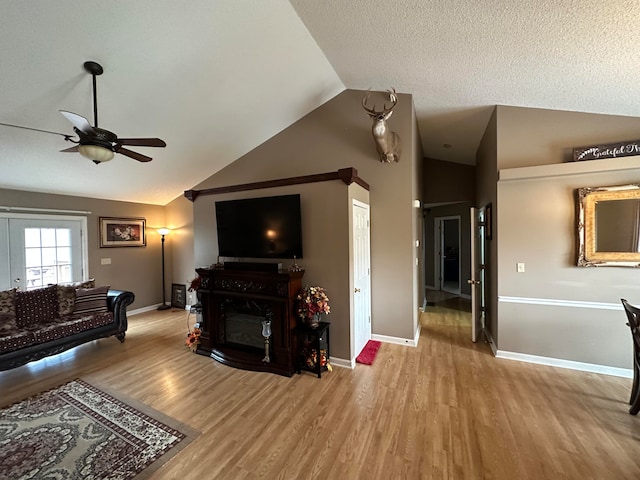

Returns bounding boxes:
[0,280,134,371]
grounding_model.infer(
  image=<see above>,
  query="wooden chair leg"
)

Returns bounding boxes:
[631,364,639,405]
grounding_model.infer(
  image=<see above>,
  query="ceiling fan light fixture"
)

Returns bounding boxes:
[78,144,114,163]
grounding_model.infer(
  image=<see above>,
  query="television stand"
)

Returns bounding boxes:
[195,267,304,376]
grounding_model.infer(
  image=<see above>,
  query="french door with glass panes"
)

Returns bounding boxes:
[0,215,86,291]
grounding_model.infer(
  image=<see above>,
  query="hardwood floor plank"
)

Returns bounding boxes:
[1,298,639,479]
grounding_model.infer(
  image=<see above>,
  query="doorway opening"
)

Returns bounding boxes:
[435,216,461,295]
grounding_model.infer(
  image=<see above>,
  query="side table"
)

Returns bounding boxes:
[293,321,331,378]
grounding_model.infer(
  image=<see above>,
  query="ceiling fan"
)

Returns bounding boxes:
[0,61,166,164]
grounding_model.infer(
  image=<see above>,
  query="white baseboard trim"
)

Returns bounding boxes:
[128,304,163,316]
[496,350,633,378]
[331,357,355,369]
[498,296,621,311]
[372,332,419,347]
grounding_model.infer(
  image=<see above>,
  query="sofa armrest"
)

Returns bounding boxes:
[107,289,135,332]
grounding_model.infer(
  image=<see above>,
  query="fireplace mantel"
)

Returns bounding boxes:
[195,267,304,376]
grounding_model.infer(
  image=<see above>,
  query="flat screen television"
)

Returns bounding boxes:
[215,194,303,259]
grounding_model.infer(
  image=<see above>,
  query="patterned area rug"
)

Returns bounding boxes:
[0,379,198,480]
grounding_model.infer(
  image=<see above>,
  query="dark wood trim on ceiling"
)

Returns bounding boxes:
[184,167,369,202]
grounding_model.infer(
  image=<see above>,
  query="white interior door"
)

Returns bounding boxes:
[469,207,486,342]
[353,201,371,357]
[2,215,86,290]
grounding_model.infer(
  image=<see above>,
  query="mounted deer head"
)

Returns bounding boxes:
[362,88,401,163]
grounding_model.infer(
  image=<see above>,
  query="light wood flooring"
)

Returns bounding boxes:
[1,293,639,479]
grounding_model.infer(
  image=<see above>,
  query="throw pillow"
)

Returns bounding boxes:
[73,286,110,316]
[0,288,16,319]
[57,278,96,289]
[15,285,59,327]
[56,285,77,317]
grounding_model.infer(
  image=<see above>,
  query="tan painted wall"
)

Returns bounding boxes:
[496,105,640,170]
[193,182,352,358]
[0,187,167,309]
[424,158,476,204]
[498,169,639,368]
[476,108,498,343]
[191,89,421,358]
[165,194,196,304]
[495,105,640,369]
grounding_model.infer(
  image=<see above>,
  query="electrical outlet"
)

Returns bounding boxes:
[517,262,525,273]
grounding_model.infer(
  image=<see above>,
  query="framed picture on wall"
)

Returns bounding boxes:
[171,284,186,309]
[99,217,146,247]
[485,203,493,240]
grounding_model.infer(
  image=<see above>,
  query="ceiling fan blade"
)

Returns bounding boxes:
[117,147,153,162]
[117,138,167,148]
[60,145,80,153]
[0,122,73,139]
[59,110,95,135]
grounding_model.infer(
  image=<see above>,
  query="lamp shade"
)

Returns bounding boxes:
[157,228,170,236]
[78,144,115,162]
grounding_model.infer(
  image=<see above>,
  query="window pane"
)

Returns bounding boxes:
[24,228,41,248]
[25,248,41,268]
[42,267,56,285]
[57,247,71,263]
[41,228,56,247]
[41,247,57,266]
[56,228,71,247]
[26,267,43,289]
[57,265,72,283]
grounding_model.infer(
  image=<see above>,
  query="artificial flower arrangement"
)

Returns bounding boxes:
[304,348,333,372]
[296,285,331,322]
[188,276,202,292]
[185,327,201,352]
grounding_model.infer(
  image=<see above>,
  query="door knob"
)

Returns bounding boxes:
[354,288,361,293]
[467,279,479,285]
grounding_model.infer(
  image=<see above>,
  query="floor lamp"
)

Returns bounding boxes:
[157,228,171,311]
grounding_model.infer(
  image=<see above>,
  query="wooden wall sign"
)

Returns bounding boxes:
[573,139,640,161]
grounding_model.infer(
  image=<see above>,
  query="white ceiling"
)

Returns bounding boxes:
[2,1,640,205]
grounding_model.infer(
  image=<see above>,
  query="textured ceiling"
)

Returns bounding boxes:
[291,0,640,164]
[1,1,640,205]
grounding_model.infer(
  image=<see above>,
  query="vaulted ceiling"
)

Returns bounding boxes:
[1,1,639,205]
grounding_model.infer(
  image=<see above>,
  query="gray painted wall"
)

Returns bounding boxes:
[0,187,167,309]
[495,105,640,369]
[424,157,476,204]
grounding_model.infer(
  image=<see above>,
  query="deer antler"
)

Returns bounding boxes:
[362,88,398,116]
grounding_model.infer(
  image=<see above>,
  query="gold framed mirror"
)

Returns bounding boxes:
[577,184,640,267]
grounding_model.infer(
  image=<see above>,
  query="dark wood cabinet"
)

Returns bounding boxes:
[195,267,304,377]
